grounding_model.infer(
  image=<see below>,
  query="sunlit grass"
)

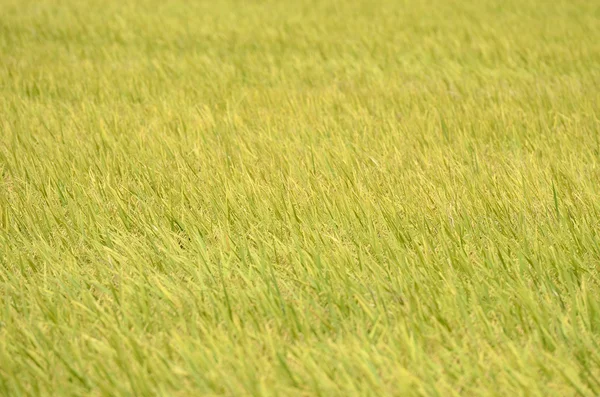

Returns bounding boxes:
[1,0,600,395]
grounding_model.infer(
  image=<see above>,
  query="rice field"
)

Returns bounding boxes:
[1,0,600,395]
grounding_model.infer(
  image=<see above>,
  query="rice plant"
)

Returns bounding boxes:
[1,0,599,395]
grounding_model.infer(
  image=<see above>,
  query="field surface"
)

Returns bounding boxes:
[1,0,600,395]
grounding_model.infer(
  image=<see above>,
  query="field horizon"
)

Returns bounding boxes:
[1,0,600,395]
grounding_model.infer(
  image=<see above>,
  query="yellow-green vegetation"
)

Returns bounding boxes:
[1,0,599,395]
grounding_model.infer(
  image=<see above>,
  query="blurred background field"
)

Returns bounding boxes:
[1,0,599,395]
